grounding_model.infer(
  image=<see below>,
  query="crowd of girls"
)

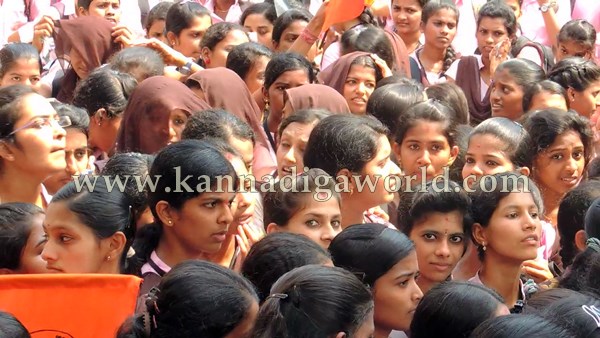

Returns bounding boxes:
[1,0,600,337]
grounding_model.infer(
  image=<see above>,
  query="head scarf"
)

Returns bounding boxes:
[186,68,277,177]
[54,16,121,103]
[116,76,210,154]
[284,84,350,114]
[383,29,411,77]
[317,51,371,95]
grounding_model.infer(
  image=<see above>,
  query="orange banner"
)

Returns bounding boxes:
[322,0,368,32]
[0,274,142,338]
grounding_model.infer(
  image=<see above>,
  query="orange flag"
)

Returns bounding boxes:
[0,274,142,338]
[321,0,370,32]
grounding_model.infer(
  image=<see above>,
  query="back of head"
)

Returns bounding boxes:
[241,232,331,303]
[109,47,165,83]
[411,281,504,338]
[540,293,600,337]
[426,82,470,125]
[470,314,575,338]
[548,56,600,92]
[524,288,590,315]
[73,68,137,118]
[0,311,30,338]
[251,265,373,338]
[329,224,414,286]
[0,202,44,271]
[49,101,90,135]
[181,109,255,144]
[341,25,395,70]
[125,260,258,337]
[367,80,425,135]
[557,181,600,267]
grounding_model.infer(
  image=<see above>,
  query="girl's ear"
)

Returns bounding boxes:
[266,222,281,234]
[392,141,402,167]
[518,166,530,177]
[166,31,178,47]
[105,231,127,262]
[567,87,577,103]
[472,222,487,247]
[334,333,347,338]
[336,168,355,192]
[575,229,588,251]
[155,201,175,227]
[0,141,16,162]
[448,145,459,166]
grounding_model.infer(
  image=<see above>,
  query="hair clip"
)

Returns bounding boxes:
[268,293,289,300]
[582,305,600,327]
[586,237,600,253]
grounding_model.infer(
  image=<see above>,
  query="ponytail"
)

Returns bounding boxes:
[127,222,163,275]
[443,45,457,72]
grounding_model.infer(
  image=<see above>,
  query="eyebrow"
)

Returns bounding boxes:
[394,271,417,280]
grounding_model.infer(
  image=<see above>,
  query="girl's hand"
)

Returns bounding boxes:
[231,223,264,272]
[370,53,393,77]
[522,259,553,284]
[367,206,390,222]
[33,16,55,52]
[489,38,511,76]
[135,38,189,67]
[111,24,136,48]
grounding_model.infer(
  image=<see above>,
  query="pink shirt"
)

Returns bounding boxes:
[571,0,600,60]
[519,0,572,47]
[140,250,171,277]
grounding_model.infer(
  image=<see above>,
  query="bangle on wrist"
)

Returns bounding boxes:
[300,28,319,45]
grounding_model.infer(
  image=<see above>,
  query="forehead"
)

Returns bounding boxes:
[91,0,120,5]
[5,58,40,73]
[468,133,510,153]
[17,94,55,120]
[478,17,508,31]
[348,64,376,78]
[392,0,421,7]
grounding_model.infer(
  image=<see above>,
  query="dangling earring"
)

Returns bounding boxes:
[262,99,270,123]
[482,242,487,251]
[204,57,211,65]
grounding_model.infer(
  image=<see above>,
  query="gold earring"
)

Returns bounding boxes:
[168,220,172,225]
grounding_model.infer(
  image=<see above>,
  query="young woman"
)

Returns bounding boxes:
[469,172,543,313]
[251,265,375,338]
[118,260,259,338]
[0,203,47,274]
[240,2,277,50]
[303,115,401,227]
[263,168,342,249]
[555,19,597,62]
[185,68,275,178]
[72,68,136,166]
[116,76,209,155]
[262,52,316,148]
[53,16,122,103]
[522,109,592,228]
[271,9,312,53]
[144,1,173,43]
[275,109,331,178]
[0,85,69,208]
[128,140,237,292]
[241,232,332,303]
[44,102,91,194]
[200,22,249,69]
[548,57,600,118]
[329,224,423,338]
[490,59,546,121]
[522,80,569,113]
[165,1,212,61]
[319,51,389,115]
[393,100,459,183]
[397,180,472,294]
[391,0,427,53]
[411,1,459,86]
[0,43,42,91]
[446,1,518,124]
[226,42,273,94]
[410,282,509,338]
[41,177,134,274]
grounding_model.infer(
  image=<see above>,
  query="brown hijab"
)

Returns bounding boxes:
[318,51,372,95]
[54,16,121,103]
[383,29,411,77]
[284,84,350,114]
[116,76,210,154]
[186,68,277,178]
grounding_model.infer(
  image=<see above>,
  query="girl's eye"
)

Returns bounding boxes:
[205,201,218,208]
[530,212,539,218]
[502,87,511,94]
[431,144,443,151]
[305,219,319,228]
[276,86,287,92]
[485,160,498,166]
[346,80,357,85]
[399,279,409,286]
[331,220,342,229]
[408,144,419,150]
[551,153,563,160]
[423,233,436,240]
[465,157,475,164]
[60,235,72,243]
[507,212,518,219]
[573,151,583,159]
[366,82,376,89]
[11,76,20,81]
[74,150,87,160]
[450,235,463,243]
